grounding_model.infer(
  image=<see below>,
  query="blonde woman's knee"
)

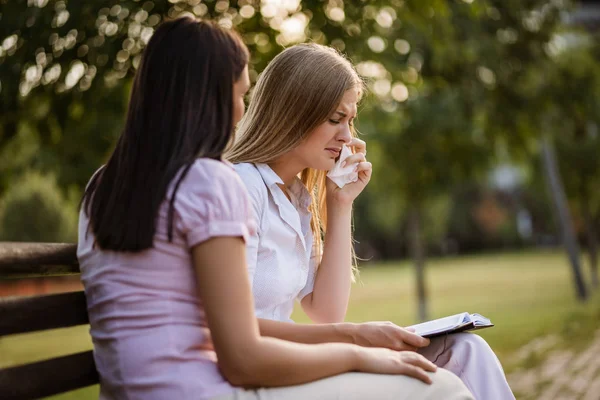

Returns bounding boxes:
[427,368,474,400]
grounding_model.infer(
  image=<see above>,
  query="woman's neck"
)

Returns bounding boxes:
[268,158,304,187]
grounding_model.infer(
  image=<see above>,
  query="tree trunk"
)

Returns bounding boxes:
[541,136,588,301]
[408,206,428,322]
[581,199,599,289]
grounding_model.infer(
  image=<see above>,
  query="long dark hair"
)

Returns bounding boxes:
[82,17,249,252]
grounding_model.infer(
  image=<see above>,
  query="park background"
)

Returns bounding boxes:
[1,0,600,398]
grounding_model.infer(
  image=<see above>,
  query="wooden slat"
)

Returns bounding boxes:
[0,242,78,278]
[0,291,89,337]
[0,351,99,400]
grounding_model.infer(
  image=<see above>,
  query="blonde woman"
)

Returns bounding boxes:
[228,43,515,400]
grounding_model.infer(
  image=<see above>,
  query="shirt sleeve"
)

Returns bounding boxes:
[175,160,256,249]
[297,239,321,301]
[234,164,267,289]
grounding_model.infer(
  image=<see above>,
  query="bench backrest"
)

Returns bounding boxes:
[0,243,98,400]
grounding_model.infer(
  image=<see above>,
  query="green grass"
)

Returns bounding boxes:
[294,250,598,359]
[1,249,598,399]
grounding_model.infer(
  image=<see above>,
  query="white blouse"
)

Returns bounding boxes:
[234,163,318,322]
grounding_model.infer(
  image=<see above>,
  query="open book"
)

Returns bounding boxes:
[407,312,494,338]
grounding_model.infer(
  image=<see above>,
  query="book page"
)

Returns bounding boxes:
[407,313,469,337]
[470,313,493,327]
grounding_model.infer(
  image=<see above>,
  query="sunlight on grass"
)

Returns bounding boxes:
[0,326,98,400]
[45,386,99,400]
[294,250,590,360]
[0,325,92,369]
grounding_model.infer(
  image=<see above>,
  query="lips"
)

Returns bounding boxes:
[326,148,341,157]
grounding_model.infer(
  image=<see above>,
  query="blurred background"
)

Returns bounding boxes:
[1,0,600,398]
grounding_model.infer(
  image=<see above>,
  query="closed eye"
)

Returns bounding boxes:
[330,119,355,127]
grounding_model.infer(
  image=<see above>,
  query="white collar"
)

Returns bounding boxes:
[255,163,312,211]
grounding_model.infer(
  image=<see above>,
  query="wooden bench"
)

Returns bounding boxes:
[0,243,98,400]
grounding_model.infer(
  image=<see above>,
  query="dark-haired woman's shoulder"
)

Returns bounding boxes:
[171,158,256,248]
[187,157,239,183]
[176,158,249,204]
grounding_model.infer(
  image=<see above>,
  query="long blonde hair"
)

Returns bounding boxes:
[227,43,363,273]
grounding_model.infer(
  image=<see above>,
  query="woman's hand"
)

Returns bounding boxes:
[347,321,430,352]
[326,137,372,206]
[356,347,437,384]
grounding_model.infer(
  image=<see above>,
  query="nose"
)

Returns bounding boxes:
[335,125,352,144]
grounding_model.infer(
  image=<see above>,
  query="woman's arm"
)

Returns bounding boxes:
[257,318,429,351]
[301,138,372,323]
[300,204,353,323]
[258,318,352,344]
[192,236,436,387]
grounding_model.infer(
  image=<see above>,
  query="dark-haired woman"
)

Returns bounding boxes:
[78,17,473,400]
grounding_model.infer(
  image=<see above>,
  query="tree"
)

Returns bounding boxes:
[473,0,591,300]
[0,0,284,194]
[550,46,600,289]
[360,87,491,321]
[343,0,572,319]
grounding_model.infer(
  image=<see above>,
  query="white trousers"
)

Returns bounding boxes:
[214,369,473,400]
[418,333,515,400]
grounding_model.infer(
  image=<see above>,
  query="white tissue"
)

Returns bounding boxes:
[327,144,359,188]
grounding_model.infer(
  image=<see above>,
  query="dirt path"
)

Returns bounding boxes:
[507,330,600,399]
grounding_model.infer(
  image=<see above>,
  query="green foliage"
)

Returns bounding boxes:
[0,171,77,242]
[1,0,598,258]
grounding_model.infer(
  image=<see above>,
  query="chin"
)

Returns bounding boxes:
[321,160,337,171]
[305,157,337,172]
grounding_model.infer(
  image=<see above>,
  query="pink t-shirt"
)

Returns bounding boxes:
[77,159,255,400]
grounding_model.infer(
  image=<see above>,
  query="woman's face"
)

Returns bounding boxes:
[232,65,250,126]
[288,88,358,171]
